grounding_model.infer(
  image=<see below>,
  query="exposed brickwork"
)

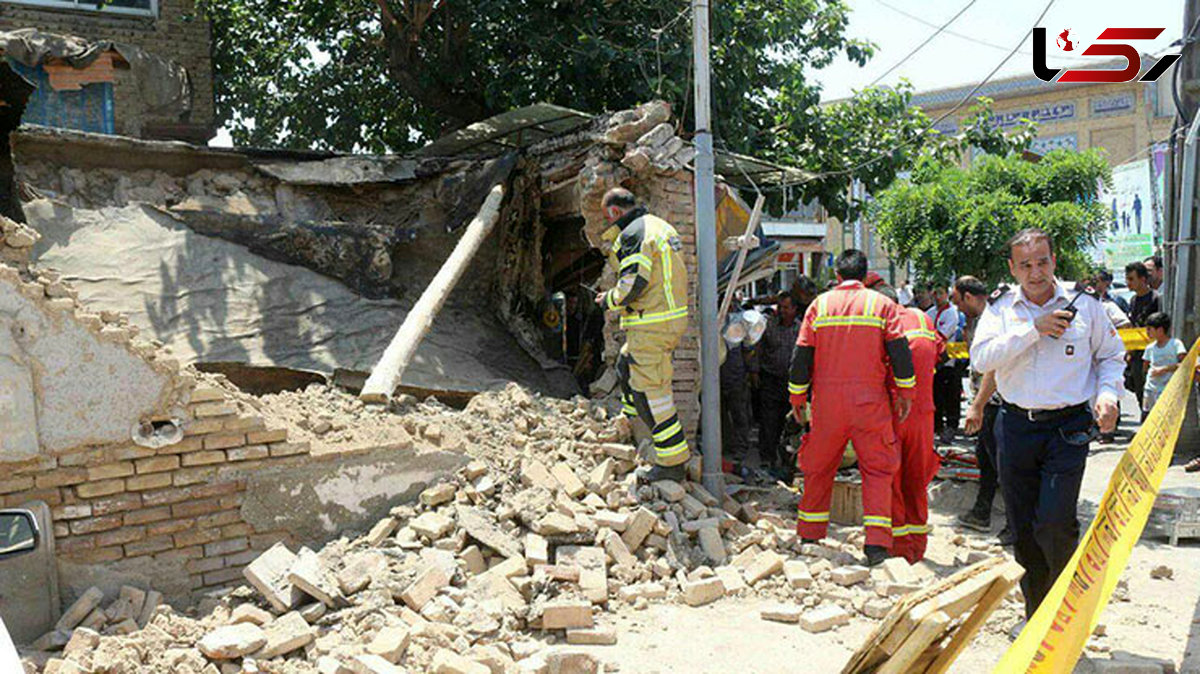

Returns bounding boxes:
[2,393,308,600]
[0,0,215,140]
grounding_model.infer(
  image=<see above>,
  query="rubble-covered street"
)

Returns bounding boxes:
[22,385,1200,674]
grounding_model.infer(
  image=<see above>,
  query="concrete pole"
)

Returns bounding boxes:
[692,0,725,498]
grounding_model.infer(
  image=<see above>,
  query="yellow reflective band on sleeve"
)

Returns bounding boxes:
[652,420,684,442]
[619,306,689,328]
[817,294,829,318]
[622,401,638,415]
[894,375,916,389]
[659,240,678,311]
[605,290,619,310]
[812,316,886,329]
[904,329,939,341]
[863,515,893,528]
[620,253,652,272]
[788,382,809,395]
[656,440,689,459]
[796,510,830,523]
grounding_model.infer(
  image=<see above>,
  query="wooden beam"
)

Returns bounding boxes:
[877,611,951,674]
[359,184,505,404]
[923,564,1024,674]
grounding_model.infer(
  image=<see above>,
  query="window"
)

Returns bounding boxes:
[2,0,156,17]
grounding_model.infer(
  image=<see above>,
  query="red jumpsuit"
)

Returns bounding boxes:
[888,308,943,563]
[788,281,916,548]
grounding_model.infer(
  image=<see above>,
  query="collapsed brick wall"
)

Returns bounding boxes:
[0,0,214,140]
[0,221,313,604]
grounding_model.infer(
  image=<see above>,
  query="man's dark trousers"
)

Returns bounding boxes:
[933,365,964,433]
[969,403,1000,517]
[995,405,1092,618]
[758,372,791,474]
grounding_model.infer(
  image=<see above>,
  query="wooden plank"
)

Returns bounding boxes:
[881,559,1004,655]
[840,558,1005,674]
[922,563,1024,674]
[876,611,952,674]
[360,184,505,404]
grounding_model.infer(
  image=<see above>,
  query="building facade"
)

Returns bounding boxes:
[0,0,214,141]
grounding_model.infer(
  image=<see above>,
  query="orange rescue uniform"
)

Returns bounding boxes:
[788,280,916,548]
[888,307,943,563]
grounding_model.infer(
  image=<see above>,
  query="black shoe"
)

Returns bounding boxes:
[864,545,888,567]
[801,537,820,545]
[997,526,1015,547]
[957,510,991,533]
[635,463,687,484]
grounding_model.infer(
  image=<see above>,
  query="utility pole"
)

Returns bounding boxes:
[1171,0,1200,455]
[692,0,724,497]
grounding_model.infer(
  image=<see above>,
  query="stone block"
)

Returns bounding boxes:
[56,587,104,631]
[525,533,550,567]
[556,546,608,604]
[198,623,267,659]
[566,627,618,645]
[457,505,522,558]
[366,625,411,663]
[551,463,588,498]
[400,564,451,611]
[244,543,305,613]
[831,565,870,587]
[520,460,558,491]
[603,530,637,568]
[420,483,457,507]
[137,590,162,628]
[743,551,785,585]
[880,557,917,585]
[592,510,628,532]
[62,626,100,657]
[255,611,314,658]
[410,511,455,540]
[799,605,851,633]
[761,605,803,623]
[541,601,594,630]
[288,547,347,608]
[715,566,747,594]
[365,517,398,546]
[682,577,725,607]
[231,604,274,626]
[432,649,490,674]
[462,546,487,575]
[784,560,813,589]
[337,550,387,596]
[350,653,406,674]
[697,527,726,565]
[621,507,657,553]
[653,480,686,502]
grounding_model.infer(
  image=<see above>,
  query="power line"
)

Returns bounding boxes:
[867,0,979,89]
[871,0,1096,63]
[790,0,1061,187]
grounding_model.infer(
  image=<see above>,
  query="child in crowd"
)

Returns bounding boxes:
[1142,312,1185,422]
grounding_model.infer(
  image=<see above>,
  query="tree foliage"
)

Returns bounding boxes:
[871,130,1113,285]
[197,0,874,155]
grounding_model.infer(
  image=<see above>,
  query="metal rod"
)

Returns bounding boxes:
[692,0,724,498]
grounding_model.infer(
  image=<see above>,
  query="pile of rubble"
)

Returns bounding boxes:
[28,384,1017,674]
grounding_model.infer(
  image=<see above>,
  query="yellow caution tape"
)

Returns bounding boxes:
[946,327,1152,360]
[994,337,1200,673]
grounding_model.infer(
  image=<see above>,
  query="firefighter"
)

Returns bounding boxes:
[788,249,916,566]
[595,187,690,483]
[878,284,943,564]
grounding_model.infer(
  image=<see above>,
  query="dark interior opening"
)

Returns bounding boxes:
[539,215,607,394]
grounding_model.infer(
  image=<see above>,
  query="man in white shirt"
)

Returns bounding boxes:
[927,286,963,443]
[971,228,1124,620]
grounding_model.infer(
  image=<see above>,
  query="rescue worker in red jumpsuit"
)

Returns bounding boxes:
[877,283,943,564]
[789,250,916,566]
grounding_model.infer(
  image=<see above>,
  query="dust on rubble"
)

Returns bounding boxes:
[24,381,1038,674]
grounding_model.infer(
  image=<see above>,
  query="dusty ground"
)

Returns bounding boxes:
[586,397,1200,674]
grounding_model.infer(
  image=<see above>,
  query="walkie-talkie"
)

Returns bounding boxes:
[1049,288,1087,339]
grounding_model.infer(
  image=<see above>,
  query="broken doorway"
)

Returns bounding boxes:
[540,214,606,395]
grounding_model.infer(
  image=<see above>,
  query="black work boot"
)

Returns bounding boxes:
[636,463,687,484]
[957,509,991,533]
[997,525,1015,547]
[864,544,889,567]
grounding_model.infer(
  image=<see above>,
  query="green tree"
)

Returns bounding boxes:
[871,139,1112,285]
[197,0,874,154]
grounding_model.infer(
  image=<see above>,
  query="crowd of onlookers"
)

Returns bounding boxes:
[718,253,1197,483]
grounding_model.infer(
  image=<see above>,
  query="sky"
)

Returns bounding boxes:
[813,0,1186,102]
[210,0,1187,147]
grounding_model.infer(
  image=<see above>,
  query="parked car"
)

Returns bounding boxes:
[0,508,44,671]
